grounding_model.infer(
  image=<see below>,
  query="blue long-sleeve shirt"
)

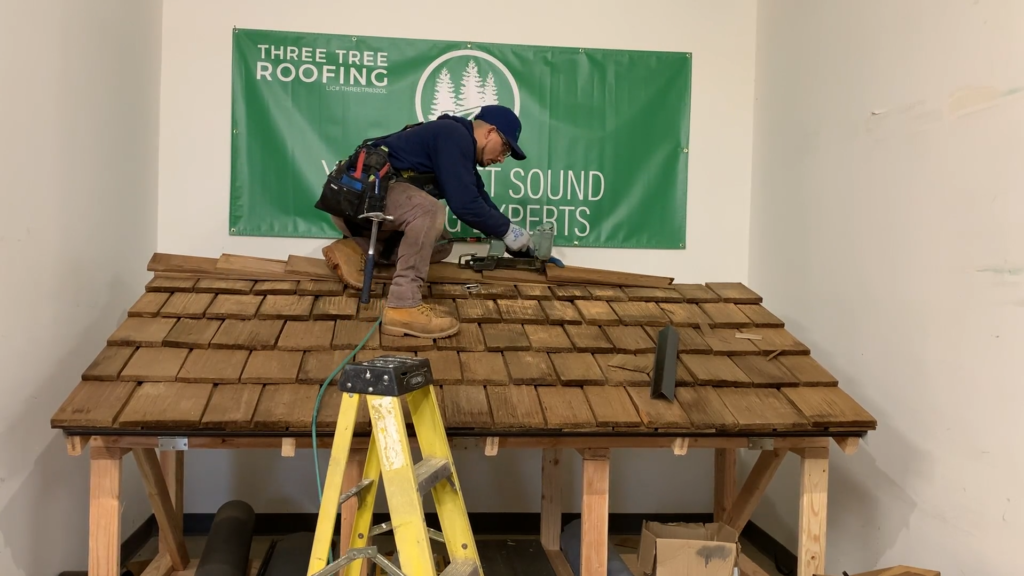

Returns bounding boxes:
[371,115,511,238]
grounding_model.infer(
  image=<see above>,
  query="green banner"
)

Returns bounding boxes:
[230,28,691,249]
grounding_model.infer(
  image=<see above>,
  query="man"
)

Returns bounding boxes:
[326,104,531,339]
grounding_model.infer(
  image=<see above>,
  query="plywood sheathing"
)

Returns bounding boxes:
[51,252,877,435]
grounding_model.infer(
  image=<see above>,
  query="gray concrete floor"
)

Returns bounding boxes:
[132,533,785,576]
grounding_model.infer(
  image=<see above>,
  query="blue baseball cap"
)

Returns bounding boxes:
[475,105,526,161]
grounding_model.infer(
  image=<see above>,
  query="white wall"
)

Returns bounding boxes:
[157,0,756,281]
[157,0,758,514]
[0,0,163,573]
[749,1,1024,573]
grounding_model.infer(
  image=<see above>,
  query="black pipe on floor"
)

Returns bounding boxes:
[195,500,256,576]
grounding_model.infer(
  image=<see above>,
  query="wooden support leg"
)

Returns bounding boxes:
[133,448,189,570]
[540,448,563,551]
[90,445,126,576]
[339,449,366,554]
[713,448,736,522]
[722,449,788,533]
[158,450,184,557]
[580,448,610,576]
[798,447,829,576]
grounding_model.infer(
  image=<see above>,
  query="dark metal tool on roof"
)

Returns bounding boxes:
[457,222,564,271]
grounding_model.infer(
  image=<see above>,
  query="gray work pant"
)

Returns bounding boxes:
[330,182,453,308]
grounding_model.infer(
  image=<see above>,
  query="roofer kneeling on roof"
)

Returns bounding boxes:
[316,104,529,340]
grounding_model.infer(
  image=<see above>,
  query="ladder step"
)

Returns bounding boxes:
[339,479,373,505]
[440,559,479,576]
[413,457,452,496]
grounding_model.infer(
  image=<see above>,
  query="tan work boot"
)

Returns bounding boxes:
[322,238,366,290]
[382,304,459,339]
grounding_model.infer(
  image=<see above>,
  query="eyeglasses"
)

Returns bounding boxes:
[496,130,512,159]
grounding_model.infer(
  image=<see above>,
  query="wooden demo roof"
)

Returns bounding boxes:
[50,251,877,436]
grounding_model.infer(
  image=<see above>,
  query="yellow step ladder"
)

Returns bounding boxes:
[307,355,482,576]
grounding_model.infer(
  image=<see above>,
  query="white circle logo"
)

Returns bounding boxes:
[415,49,520,123]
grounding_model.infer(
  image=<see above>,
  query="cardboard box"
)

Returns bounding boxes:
[638,521,740,576]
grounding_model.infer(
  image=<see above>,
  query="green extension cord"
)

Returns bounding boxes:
[310,314,382,562]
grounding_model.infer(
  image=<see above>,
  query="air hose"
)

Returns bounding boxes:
[309,314,382,563]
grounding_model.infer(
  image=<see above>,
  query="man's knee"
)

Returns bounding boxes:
[427,200,446,238]
[330,215,349,236]
[432,229,454,263]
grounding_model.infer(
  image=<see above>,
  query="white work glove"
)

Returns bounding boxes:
[503,223,532,252]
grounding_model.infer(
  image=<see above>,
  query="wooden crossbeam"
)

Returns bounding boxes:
[485,436,500,456]
[281,437,297,457]
[546,550,575,576]
[722,449,788,533]
[834,436,860,454]
[140,551,172,576]
[576,447,611,459]
[672,438,689,455]
[86,434,834,451]
[133,448,190,570]
[66,435,89,456]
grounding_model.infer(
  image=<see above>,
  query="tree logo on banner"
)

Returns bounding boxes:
[415,50,520,122]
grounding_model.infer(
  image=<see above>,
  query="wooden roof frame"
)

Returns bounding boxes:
[54,250,873,576]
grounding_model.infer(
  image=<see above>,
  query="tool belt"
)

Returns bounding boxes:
[315,145,390,223]
[394,170,439,198]
[315,123,439,237]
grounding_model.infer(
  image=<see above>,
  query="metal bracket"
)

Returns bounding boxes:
[309,545,405,576]
[747,438,774,450]
[158,437,188,451]
[369,520,445,543]
[339,479,373,506]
